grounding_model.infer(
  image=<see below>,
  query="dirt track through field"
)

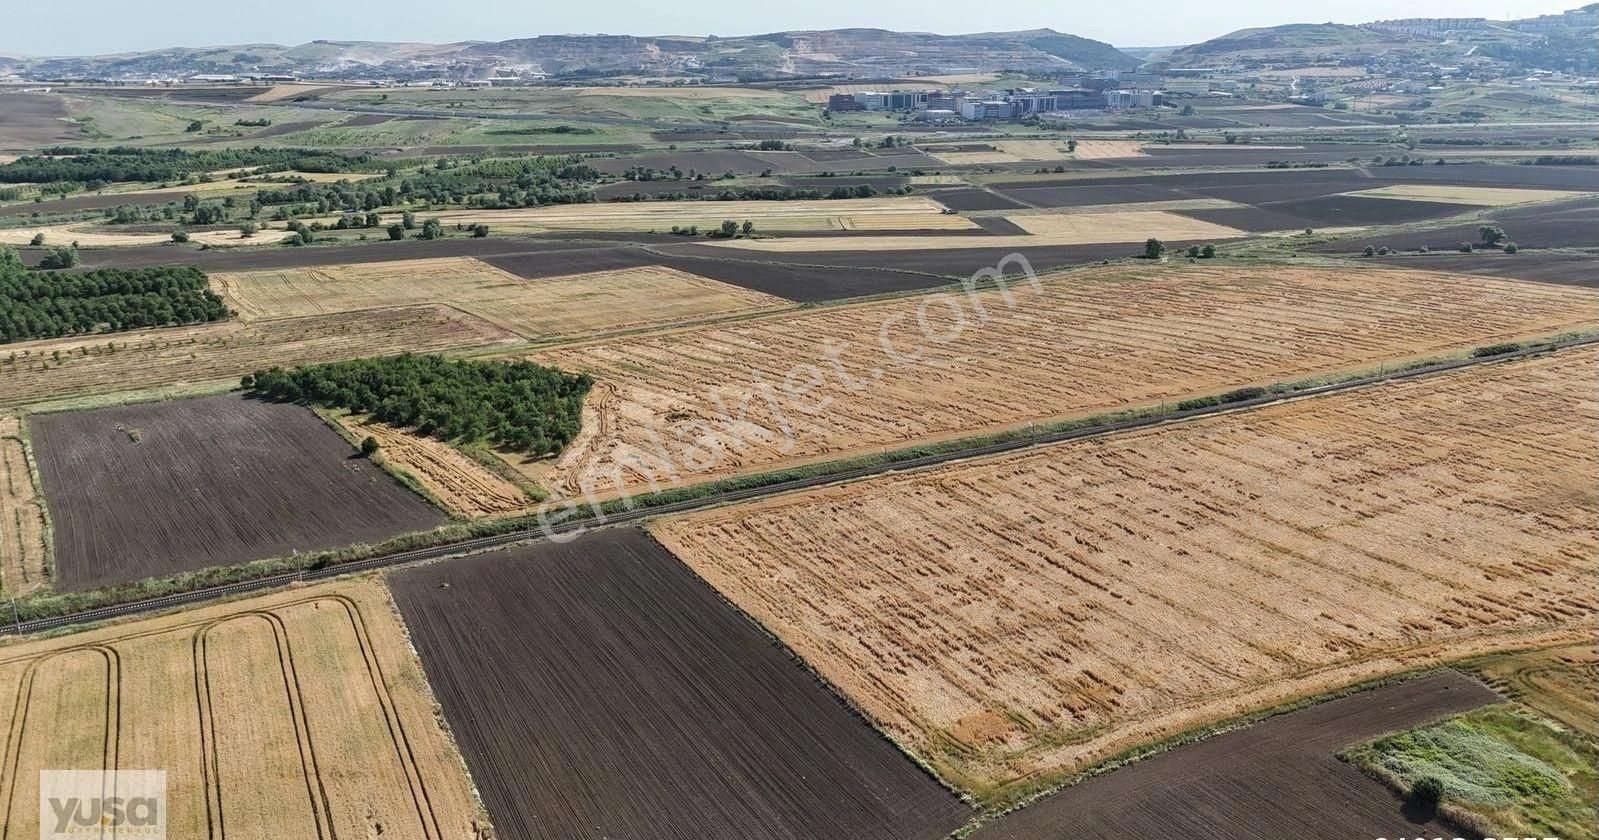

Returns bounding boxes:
[388,528,969,840]
[535,265,1599,499]
[31,394,447,590]
[0,580,486,839]
[0,414,46,594]
[653,347,1599,798]
[971,672,1500,839]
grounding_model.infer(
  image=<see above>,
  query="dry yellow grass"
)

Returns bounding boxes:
[704,209,1244,251]
[1069,139,1148,159]
[243,83,330,103]
[0,222,262,248]
[530,265,1599,499]
[419,196,971,233]
[0,413,47,595]
[993,140,1071,160]
[653,347,1599,799]
[0,578,490,838]
[212,258,789,341]
[334,413,532,517]
[0,305,519,409]
[1342,184,1588,206]
[1007,209,1246,240]
[930,150,1024,165]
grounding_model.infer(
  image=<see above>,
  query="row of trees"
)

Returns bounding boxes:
[242,354,592,456]
[0,251,228,343]
[0,146,364,185]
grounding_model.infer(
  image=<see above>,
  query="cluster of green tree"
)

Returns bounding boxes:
[1526,156,1598,166]
[1263,161,1330,169]
[1175,386,1267,412]
[747,139,793,151]
[241,354,592,455]
[0,251,228,343]
[234,118,273,127]
[1478,30,1599,76]
[0,147,365,185]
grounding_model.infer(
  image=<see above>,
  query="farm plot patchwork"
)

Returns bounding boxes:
[30,393,447,590]
[389,528,968,840]
[212,258,788,341]
[0,579,487,839]
[420,196,976,233]
[653,347,1599,799]
[0,413,47,595]
[0,304,519,409]
[531,265,1599,499]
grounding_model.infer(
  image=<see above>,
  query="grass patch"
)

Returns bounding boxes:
[1343,705,1597,839]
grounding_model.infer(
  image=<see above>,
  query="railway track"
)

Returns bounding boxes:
[9,335,1593,636]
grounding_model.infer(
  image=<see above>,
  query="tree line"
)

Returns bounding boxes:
[0,250,229,343]
[0,146,365,185]
[242,354,592,456]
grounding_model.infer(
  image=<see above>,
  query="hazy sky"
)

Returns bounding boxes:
[3,0,1589,56]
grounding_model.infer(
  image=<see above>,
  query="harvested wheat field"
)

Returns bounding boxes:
[653,347,1599,801]
[0,578,489,839]
[1069,139,1148,159]
[0,305,518,409]
[992,140,1072,160]
[930,150,1025,165]
[0,223,264,248]
[1007,209,1246,240]
[701,210,1244,251]
[1343,184,1587,206]
[1466,643,1598,736]
[332,412,532,517]
[0,414,47,594]
[418,196,975,233]
[532,265,1598,498]
[212,258,788,341]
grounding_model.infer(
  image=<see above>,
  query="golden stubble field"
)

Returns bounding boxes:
[653,347,1599,801]
[0,413,47,594]
[0,578,489,838]
[422,196,979,233]
[0,305,520,409]
[331,411,533,518]
[212,257,789,342]
[530,265,1599,499]
[701,209,1245,250]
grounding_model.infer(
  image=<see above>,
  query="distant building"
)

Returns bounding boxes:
[1105,89,1161,109]
[827,93,862,111]
[188,74,239,83]
[960,99,1013,120]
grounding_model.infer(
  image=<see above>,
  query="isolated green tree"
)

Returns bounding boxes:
[1067,139,1078,153]
[387,224,405,241]
[401,211,416,230]
[1200,243,1216,258]
[1478,225,1506,246]
[360,436,380,457]
[1144,238,1166,259]
[171,230,190,244]
[471,223,490,238]
[1503,241,1518,253]
[719,219,740,238]
[239,221,258,238]
[741,220,755,236]
[29,233,44,246]
[1409,776,1444,807]
[420,218,445,240]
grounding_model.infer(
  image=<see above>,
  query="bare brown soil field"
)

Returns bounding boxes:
[1310,197,1599,253]
[0,578,488,838]
[1466,643,1598,737]
[0,93,83,148]
[652,347,1599,798]
[388,528,969,840]
[0,413,47,594]
[532,265,1599,498]
[212,257,788,341]
[970,673,1501,839]
[0,304,518,409]
[30,393,447,590]
[332,412,532,517]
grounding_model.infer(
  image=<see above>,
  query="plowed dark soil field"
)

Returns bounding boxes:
[1312,197,1599,252]
[389,528,969,840]
[971,672,1500,840]
[31,393,444,590]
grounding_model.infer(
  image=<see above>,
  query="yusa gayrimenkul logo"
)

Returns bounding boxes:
[39,770,165,839]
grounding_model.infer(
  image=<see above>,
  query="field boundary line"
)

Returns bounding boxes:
[6,333,1597,636]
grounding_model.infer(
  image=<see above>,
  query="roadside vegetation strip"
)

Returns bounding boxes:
[0,413,48,594]
[652,345,1598,802]
[0,579,490,839]
[4,332,1594,634]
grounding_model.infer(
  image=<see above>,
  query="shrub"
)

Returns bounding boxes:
[36,246,79,269]
[296,228,314,246]
[360,436,380,457]
[29,233,44,246]
[1199,243,1215,259]
[1143,238,1166,259]
[1185,245,1201,258]
[1503,242,1518,253]
[239,221,258,238]
[1363,245,1376,257]
[171,230,190,244]
[1460,242,1474,253]
[471,223,489,238]
[387,224,405,241]
[1409,776,1444,807]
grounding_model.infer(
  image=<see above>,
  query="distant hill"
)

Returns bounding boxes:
[6,28,1138,81]
[1154,23,1407,67]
